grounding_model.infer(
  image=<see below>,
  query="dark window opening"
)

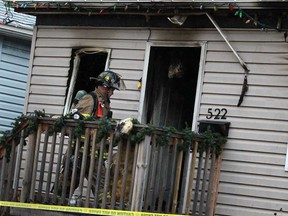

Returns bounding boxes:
[65,49,109,113]
[144,46,201,130]
[72,50,108,99]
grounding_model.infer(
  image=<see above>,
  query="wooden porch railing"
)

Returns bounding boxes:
[0,116,225,216]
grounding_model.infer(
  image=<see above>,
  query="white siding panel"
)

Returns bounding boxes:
[30,85,67,96]
[220,183,288,201]
[205,62,288,75]
[36,38,146,50]
[201,94,288,109]
[226,117,288,133]
[33,57,71,67]
[206,51,288,64]
[112,90,140,101]
[111,100,139,111]
[220,172,288,189]
[30,75,67,86]
[216,204,275,216]
[224,140,285,154]
[208,41,288,52]
[227,128,287,143]
[34,48,72,57]
[29,94,65,105]
[111,49,145,60]
[27,104,64,115]
[217,194,287,215]
[36,28,150,40]
[33,66,69,76]
[200,105,288,121]
[203,84,288,97]
[108,59,144,70]
[114,69,142,80]
[222,161,287,178]
[118,80,139,90]
[222,149,284,165]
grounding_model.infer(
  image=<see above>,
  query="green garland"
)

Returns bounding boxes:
[1,110,228,161]
[130,125,154,145]
[0,110,46,161]
[199,127,227,158]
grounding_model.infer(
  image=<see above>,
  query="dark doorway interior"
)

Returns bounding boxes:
[144,46,201,130]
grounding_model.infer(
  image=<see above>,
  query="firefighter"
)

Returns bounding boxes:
[55,70,122,204]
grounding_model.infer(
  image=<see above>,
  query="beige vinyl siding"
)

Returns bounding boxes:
[26,26,288,216]
[199,30,288,215]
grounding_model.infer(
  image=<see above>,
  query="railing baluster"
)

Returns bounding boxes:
[76,128,90,206]
[69,136,80,200]
[44,131,57,203]
[29,124,43,202]
[0,150,7,200]
[206,145,216,215]
[185,140,199,215]
[208,143,224,216]
[150,139,161,211]
[37,128,50,202]
[101,133,114,209]
[93,138,105,207]
[199,147,210,216]
[131,135,151,212]
[52,127,66,204]
[111,140,122,208]
[60,128,74,205]
[119,138,132,209]
[20,126,40,203]
[143,135,156,211]
[13,130,25,201]
[192,145,204,215]
[157,144,169,212]
[85,129,97,207]
[171,149,183,213]
[165,137,178,213]
[5,140,17,202]
[127,138,139,210]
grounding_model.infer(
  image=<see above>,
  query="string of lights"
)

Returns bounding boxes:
[1,1,287,32]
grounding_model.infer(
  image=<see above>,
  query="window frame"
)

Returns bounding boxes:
[63,48,111,115]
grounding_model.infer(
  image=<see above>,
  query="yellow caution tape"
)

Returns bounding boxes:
[0,201,186,216]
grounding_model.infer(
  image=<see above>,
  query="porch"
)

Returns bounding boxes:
[0,112,227,216]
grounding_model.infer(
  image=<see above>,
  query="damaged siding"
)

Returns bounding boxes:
[27,26,288,216]
[27,27,147,119]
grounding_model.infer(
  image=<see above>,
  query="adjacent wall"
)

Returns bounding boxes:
[26,26,288,216]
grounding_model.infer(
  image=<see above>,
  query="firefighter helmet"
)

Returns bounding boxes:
[95,71,122,90]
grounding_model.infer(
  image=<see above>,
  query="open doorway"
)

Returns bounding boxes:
[144,46,201,130]
[64,48,110,114]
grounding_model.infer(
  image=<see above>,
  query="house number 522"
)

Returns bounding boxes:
[206,108,227,119]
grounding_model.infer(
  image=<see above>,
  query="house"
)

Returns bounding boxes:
[3,0,288,215]
[0,0,35,132]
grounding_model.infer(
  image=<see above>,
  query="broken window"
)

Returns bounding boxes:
[64,48,111,114]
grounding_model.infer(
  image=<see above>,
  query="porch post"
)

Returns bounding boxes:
[130,135,151,211]
[208,144,224,216]
[20,126,40,202]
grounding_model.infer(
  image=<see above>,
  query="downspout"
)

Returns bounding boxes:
[206,13,249,107]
